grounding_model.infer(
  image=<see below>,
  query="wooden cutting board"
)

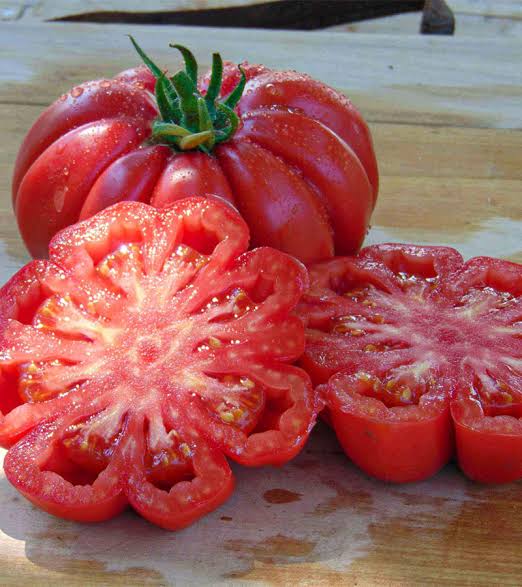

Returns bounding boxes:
[0,22,521,586]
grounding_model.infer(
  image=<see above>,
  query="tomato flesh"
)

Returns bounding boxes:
[0,197,317,529]
[298,244,522,483]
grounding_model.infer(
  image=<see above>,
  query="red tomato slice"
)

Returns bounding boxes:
[298,244,522,483]
[0,197,318,529]
[448,256,522,483]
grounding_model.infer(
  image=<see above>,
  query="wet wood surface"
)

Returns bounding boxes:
[0,20,521,587]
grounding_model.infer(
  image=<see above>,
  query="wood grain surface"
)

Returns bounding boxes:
[333,10,522,38]
[1,0,426,29]
[0,21,521,587]
[5,0,426,24]
[9,0,521,21]
[4,0,521,37]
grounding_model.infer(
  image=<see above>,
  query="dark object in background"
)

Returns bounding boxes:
[422,0,455,34]
[55,0,455,35]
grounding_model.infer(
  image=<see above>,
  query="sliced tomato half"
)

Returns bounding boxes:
[0,197,318,529]
[298,244,522,483]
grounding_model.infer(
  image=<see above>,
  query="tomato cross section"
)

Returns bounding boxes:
[298,244,522,483]
[0,197,317,529]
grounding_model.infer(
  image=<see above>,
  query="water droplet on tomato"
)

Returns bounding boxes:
[100,80,111,88]
[70,86,84,98]
[54,187,68,213]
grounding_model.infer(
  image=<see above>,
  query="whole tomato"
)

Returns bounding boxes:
[13,38,378,262]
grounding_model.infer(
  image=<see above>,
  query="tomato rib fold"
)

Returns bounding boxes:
[4,395,127,522]
[236,364,319,465]
[217,139,334,263]
[124,412,234,530]
[79,145,171,219]
[151,151,235,207]
[238,109,373,255]
[12,79,157,203]
[452,365,522,483]
[16,118,152,258]
[320,366,453,483]
[238,70,379,202]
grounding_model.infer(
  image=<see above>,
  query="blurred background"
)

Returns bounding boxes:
[1,0,519,37]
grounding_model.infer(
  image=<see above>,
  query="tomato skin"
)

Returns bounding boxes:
[12,79,157,203]
[199,61,269,97]
[331,411,453,483]
[239,70,379,202]
[1,198,317,528]
[237,109,373,255]
[16,118,151,258]
[217,140,334,263]
[299,244,522,485]
[80,145,171,219]
[114,65,157,92]
[452,403,522,484]
[14,58,377,263]
[150,151,234,207]
[324,373,453,483]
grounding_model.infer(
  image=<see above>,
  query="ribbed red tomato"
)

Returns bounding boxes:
[298,244,522,484]
[13,39,377,262]
[0,196,318,529]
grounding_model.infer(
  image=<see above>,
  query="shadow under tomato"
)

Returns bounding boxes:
[0,423,520,586]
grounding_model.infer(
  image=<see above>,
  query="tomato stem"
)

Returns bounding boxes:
[222,65,246,109]
[152,121,191,138]
[129,36,245,153]
[170,43,198,85]
[205,52,223,118]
